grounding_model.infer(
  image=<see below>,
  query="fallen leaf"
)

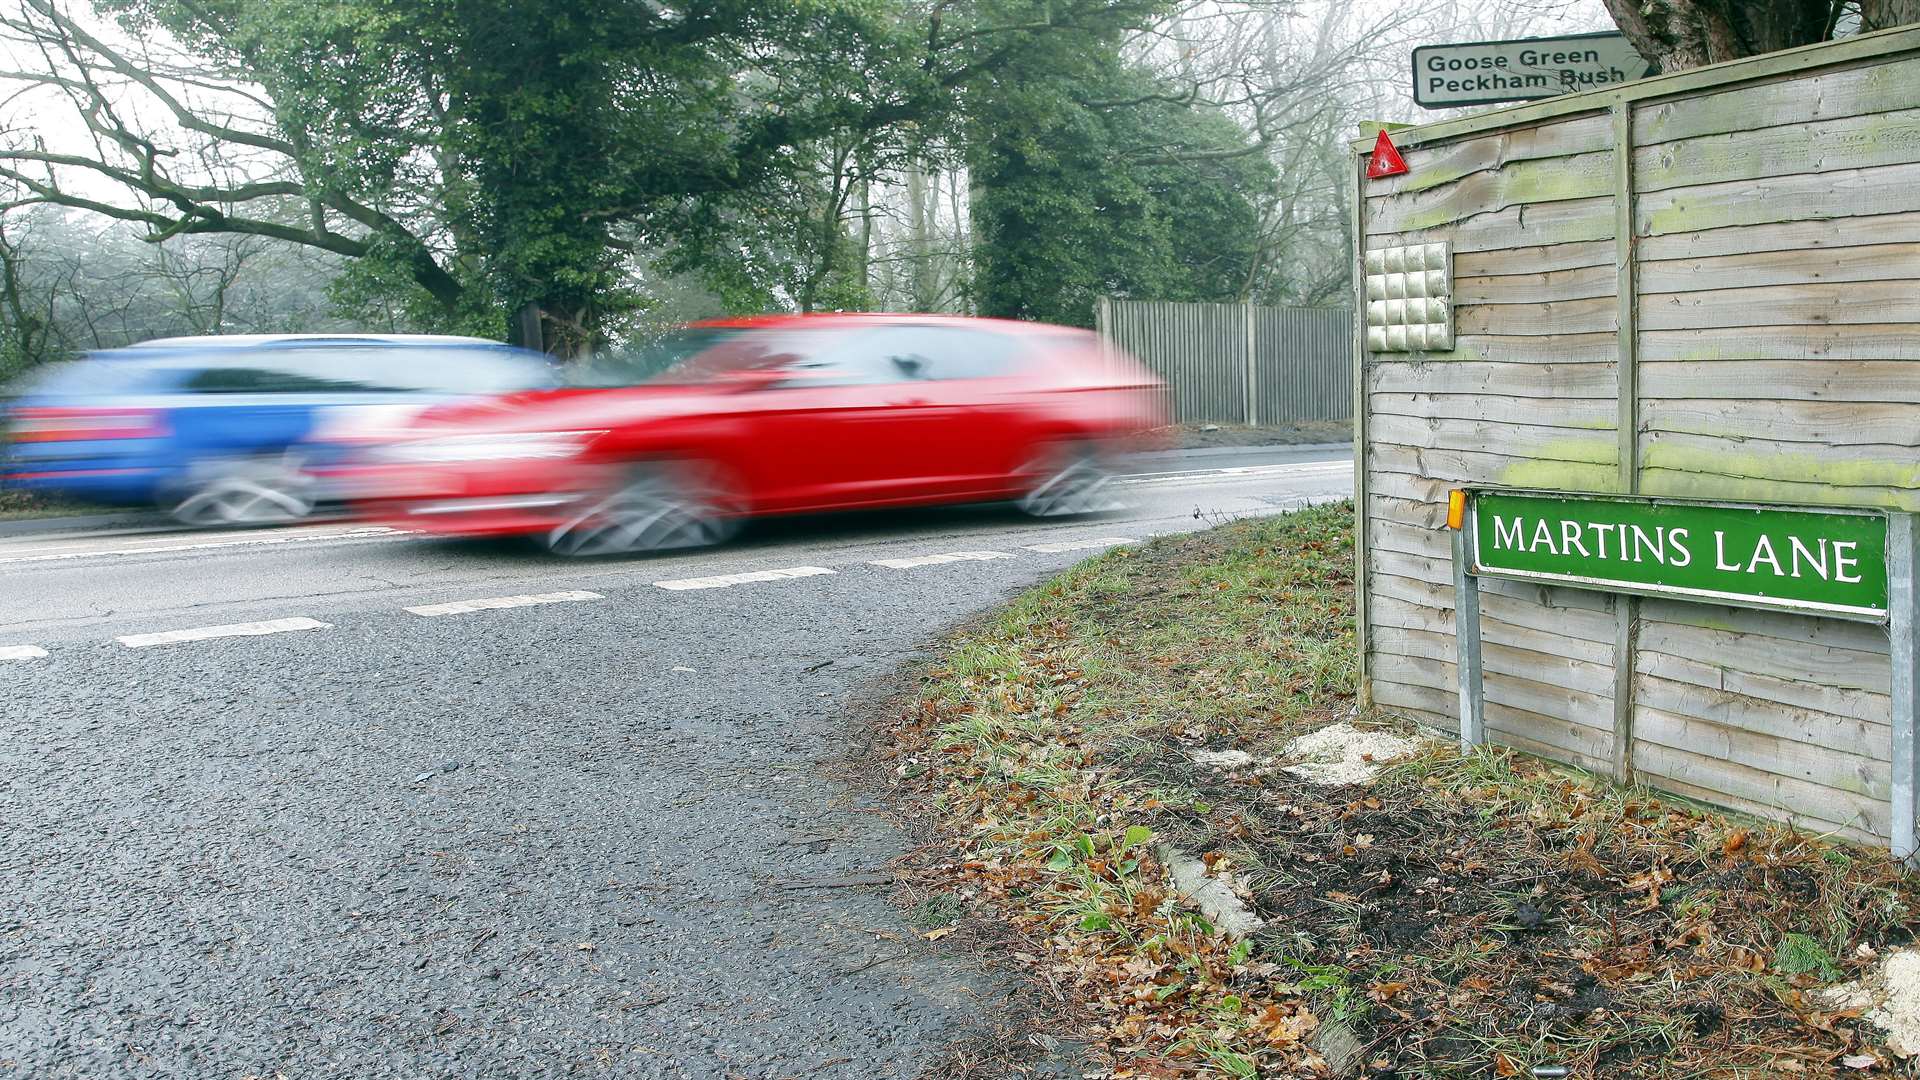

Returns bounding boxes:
[1723,829,1749,855]
[923,927,956,941]
[1842,1055,1878,1070]
[1354,833,1375,849]
[1493,1052,1519,1077]
[1367,981,1408,1002]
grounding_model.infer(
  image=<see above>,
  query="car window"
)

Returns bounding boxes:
[266,345,554,394]
[840,325,1026,382]
[181,364,362,394]
[780,342,913,387]
[174,345,551,396]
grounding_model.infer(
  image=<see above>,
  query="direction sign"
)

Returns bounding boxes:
[1412,31,1655,109]
[1470,491,1890,620]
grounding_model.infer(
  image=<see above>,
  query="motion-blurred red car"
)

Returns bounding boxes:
[345,314,1166,555]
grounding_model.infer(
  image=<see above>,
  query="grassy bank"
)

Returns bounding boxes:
[881,503,1918,1078]
[0,488,92,521]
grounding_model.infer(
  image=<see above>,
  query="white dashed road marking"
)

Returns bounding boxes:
[869,550,1015,569]
[1122,461,1348,485]
[0,526,409,565]
[406,590,603,617]
[0,645,48,661]
[119,617,332,649]
[653,566,836,591]
[1024,537,1141,554]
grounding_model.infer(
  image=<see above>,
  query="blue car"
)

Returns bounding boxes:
[1,334,556,525]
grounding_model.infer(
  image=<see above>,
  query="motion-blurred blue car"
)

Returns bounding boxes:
[1,334,556,525]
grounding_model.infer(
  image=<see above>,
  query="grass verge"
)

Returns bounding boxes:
[877,502,1919,1078]
[0,488,94,520]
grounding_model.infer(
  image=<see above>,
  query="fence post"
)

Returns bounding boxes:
[1610,99,1640,786]
[1242,304,1258,427]
[1891,513,1919,864]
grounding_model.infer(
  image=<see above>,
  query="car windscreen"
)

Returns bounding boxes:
[569,328,749,386]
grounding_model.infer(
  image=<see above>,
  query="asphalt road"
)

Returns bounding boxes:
[0,445,1352,1079]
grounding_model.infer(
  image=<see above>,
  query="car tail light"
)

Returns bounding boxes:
[7,407,169,442]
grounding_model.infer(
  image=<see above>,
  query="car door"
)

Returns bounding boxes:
[840,324,1032,498]
[736,336,925,510]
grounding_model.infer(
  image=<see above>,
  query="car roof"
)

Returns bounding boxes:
[132,333,503,349]
[684,312,1082,335]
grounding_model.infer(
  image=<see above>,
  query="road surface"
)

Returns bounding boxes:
[0,445,1351,1079]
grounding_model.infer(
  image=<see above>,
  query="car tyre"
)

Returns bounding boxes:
[543,460,741,557]
[169,456,317,527]
[1016,442,1122,518]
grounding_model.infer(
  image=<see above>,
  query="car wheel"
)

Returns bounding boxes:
[543,461,741,557]
[169,458,317,527]
[1016,442,1122,518]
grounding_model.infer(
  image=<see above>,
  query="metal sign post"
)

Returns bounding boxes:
[1449,490,1920,863]
[1452,522,1484,751]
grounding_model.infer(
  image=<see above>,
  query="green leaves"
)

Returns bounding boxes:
[965,10,1274,325]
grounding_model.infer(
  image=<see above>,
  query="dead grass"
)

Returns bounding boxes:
[876,502,1920,1079]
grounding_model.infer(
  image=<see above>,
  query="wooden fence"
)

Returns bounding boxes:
[1353,24,1920,848]
[1095,298,1351,426]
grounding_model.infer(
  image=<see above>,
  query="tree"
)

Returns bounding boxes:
[964,1,1276,326]
[4,0,1207,350]
[1602,0,1917,70]
[0,0,950,354]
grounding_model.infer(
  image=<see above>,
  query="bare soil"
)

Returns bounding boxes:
[864,504,1920,1078]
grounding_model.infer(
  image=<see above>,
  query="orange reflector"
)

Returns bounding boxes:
[1446,489,1467,530]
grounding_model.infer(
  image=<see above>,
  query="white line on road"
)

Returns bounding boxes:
[119,617,332,649]
[0,645,48,661]
[405,590,603,617]
[1121,461,1348,485]
[869,550,1015,569]
[653,566,836,591]
[0,526,410,565]
[1023,537,1141,554]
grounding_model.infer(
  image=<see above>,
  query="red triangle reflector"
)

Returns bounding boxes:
[1366,129,1409,179]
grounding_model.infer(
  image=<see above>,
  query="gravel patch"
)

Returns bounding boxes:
[1281,722,1421,786]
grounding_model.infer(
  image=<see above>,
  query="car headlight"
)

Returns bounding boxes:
[374,430,602,464]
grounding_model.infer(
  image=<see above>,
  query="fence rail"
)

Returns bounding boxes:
[1095,298,1352,426]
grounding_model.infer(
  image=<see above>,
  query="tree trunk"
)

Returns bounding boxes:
[511,302,544,351]
[856,167,873,301]
[1861,0,1920,30]
[906,164,938,312]
[1602,0,1833,71]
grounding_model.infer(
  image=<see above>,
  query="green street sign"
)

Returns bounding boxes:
[1471,491,1889,620]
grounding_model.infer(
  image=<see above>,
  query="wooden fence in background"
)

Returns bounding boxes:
[1095,298,1352,426]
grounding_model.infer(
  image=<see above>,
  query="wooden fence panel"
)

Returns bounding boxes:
[1357,26,1920,850]
[1097,299,1352,425]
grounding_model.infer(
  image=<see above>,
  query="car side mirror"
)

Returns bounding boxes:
[890,355,925,378]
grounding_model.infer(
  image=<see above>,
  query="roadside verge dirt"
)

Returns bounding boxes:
[851,503,1920,1079]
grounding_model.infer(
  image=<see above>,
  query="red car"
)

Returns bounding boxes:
[346,314,1166,555]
